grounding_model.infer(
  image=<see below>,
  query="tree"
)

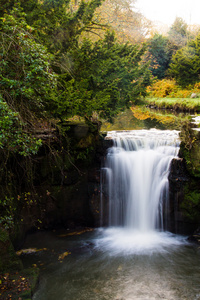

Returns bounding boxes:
[0,0,104,54]
[168,17,188,49]
[56,31,151,121]
[84,0,151,43]
[169,34,200,87]
[146,34,174,79]
[0,96,42,156]
[0,9,57,154]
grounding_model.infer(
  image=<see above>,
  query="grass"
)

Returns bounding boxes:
[145,97,200,112]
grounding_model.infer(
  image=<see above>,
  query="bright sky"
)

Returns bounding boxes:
[135,0,200,26]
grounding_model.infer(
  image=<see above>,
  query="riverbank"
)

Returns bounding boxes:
[145,97,200,113]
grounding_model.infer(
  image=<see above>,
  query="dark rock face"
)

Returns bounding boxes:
[168,158,199,234]
[10,125,112,247]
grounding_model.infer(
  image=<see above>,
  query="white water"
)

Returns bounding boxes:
[99,129,185,254]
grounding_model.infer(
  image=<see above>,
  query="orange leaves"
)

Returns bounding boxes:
[58,251,71,261]
[130,105,175,125]
[58,227,94,237]
[146,79,177,98]
[147,79,200,98]
[16,248,47,255]
[0,272,31,299]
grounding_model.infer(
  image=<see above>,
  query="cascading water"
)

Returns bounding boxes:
[98,129,183,255]
[101,129,180,232]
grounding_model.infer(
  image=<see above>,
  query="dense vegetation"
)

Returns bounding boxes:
[0,0,152,233]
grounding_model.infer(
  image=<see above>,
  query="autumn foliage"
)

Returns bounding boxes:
[147,79,200,98]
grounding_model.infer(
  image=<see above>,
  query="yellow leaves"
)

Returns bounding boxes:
[130,105,175,125]
[147,79,177,98]
[80,0,149,43]
[16,248,47,255]
[130,106,150,120]
[58,227,93,237]
[0,272,31,298]
[58,251,71,261]
[147,79,200,99]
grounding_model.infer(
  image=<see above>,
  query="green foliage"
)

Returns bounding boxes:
[0,196,15,230]
[145,96,200,112]
[179,124,200,223]
[0,9,59,157]
[169,34,200,87]
[0,0,104,54]
[168,17,188,49]
[146,34,174,79]
[180,126,200,177]
[0,11,57,119]
[0,96,42,155]
[56,32,151,120]
[181,186,200,222]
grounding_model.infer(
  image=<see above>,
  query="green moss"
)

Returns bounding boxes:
[179,124,200,224]
[77,133,94,148]
[21,267,39,299]
[181,184,200,222]
[0,228,23,273]
[0,228,8,243]
[180,124,200,178]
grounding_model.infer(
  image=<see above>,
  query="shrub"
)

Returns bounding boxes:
[147,79,200,98]
[146,79,178,97]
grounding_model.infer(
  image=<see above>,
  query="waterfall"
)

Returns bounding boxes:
[101,129,180,232]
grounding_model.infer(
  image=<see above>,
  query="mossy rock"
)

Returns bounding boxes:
[180,181,200,223]
[0,228,23,273]
[180,128,200,178]
[77,133,95,149]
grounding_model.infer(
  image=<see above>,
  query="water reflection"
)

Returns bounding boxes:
[101,106,193,132]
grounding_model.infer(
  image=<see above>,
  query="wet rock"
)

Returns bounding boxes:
[188,227,200,244]
[168,157,199,234]
[191,93,198,98]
